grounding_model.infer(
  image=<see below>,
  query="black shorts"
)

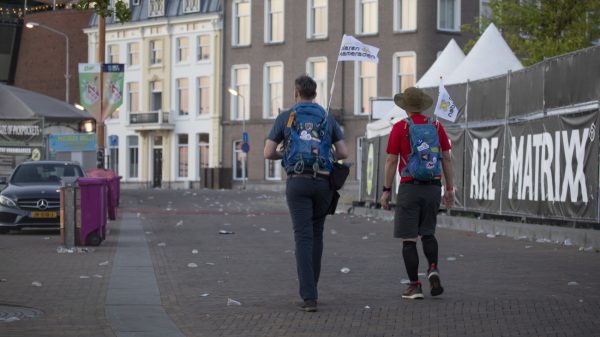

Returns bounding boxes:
[393,183,442,239]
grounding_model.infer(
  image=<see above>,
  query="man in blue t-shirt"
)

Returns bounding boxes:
[264,75,348,312]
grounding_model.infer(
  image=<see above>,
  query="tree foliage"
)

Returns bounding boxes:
[463,0,600,66]
[75,0,132,23]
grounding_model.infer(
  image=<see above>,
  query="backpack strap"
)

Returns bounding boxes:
[286,110,296,129]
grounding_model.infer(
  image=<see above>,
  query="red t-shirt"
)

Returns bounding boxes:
[386,114,451,182]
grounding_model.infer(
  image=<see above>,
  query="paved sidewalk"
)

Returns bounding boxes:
[1,188,600,337]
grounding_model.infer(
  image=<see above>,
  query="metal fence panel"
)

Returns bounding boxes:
[509,64,544,117]
[467,76,507,122]
[545,47,600,110]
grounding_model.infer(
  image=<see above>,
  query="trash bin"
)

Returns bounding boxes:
[78,177,107,246]
[86,169,119,220]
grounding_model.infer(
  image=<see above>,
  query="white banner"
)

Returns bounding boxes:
[434,79,458,122]
[337,35,379,63]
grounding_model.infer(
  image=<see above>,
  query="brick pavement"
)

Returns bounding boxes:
[0,225,118,336]
[132,189,600,337]
[1,188,599,337]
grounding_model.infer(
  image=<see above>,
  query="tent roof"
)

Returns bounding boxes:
[0,84,93,121]
[446,23,523,85]
[416,39,465,88]
[366,107,407,139]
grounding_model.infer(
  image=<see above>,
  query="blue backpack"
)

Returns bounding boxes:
[401,117,442,181]
[283,103,334,174]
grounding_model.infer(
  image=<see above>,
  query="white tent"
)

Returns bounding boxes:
[416,39,465,88]
[446,23,523,85]
[366,107,407,139]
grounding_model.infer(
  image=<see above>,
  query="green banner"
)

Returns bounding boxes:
[102,63,125,120]
[78,63,101,119]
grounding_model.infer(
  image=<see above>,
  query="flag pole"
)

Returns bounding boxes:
[327,59,340,114]
[326,34,347,116]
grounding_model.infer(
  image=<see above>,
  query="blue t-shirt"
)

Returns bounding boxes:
[267,103,344,145]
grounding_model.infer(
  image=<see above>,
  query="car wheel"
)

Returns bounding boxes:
[87,232,102,246]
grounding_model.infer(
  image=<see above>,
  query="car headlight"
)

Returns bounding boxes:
[0,195,17,208]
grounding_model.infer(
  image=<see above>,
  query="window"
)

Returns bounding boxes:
[306,57,328,108]
[197,133,210,173]
[480,0,491,21]
[150,40,162,65]
[108,135,119,175]
[233,140,248,180]
[394,0,417,31]
[438,0,460,31]
[233,0,251,46]
[127,135,139,178]
[393,52,416,95]
[176,78,189,116]
[264,62,283,118]
[184,0,199,13]
[127,82,139,113]
[176,37,189,63]
[197,76,210,116]
[308,0,328,39]
[107,44,120,63]
[150,80,162,111]
[357,0,378,35]
[128,42,139,66]
[231,65,250,120]
[355,61,377,115]
[265,0,284,43]
[148,0,164,17]
[197,35,211,61]
[177,134,189,178]
[265,138,281,180]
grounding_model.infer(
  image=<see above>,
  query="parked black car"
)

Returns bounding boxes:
[0,161,85,233]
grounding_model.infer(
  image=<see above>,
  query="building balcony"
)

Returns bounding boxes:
[127,110,174,131]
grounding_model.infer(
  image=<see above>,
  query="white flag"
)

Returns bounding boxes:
[434,79,458,122]
[337,35,379,63]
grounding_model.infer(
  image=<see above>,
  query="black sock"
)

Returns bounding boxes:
[402,241,419,282]
[421,235,438,267]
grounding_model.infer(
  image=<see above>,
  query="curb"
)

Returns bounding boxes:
[351,207,600,250]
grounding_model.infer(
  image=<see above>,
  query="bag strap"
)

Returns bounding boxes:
[286,110,296,129]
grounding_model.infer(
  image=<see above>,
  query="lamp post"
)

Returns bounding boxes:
[228,87,247,190]
[25,22,70,103]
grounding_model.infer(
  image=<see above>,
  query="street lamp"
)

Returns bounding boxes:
[26,22,70,103]
[228,87,247,190]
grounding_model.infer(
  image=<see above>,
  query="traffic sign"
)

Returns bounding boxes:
[241,142,250,153]
[242,132,249,143]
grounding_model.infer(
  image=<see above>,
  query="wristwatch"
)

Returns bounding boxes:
[382,186,392,193]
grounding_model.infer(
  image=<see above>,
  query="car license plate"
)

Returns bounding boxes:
[31,211,57,218]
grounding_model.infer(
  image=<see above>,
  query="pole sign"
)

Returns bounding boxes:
[102,63,125,121]
[242,132,249,143]
[242,142,250,153]
[78,63,101,120]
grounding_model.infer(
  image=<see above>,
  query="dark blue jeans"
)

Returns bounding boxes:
[286,175,333,301]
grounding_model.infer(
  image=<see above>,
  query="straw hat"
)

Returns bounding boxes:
[394,87,433,113]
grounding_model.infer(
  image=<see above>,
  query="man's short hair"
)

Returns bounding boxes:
[295,75,317,100]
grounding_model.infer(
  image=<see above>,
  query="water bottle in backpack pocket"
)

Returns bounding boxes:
[401,117,442,181]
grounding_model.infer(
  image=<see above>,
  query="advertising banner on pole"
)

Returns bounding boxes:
[444,127,466,209]
[78,63,101,120]
[501,110,599,220]
[102,63,125,120]
[464,125,505,212]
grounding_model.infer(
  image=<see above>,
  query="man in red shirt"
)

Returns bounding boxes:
[380,87,455,300]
